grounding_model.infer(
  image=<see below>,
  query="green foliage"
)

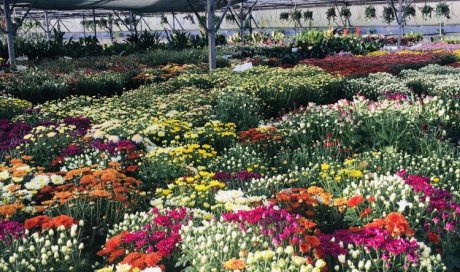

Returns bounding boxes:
[294,30,382,58]
[212,91,262,130]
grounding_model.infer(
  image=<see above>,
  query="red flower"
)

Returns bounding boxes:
[42,215,76,229]
[24,215,51,229]
[427,231,440,244]
[360,207,372,218]
[347,195,365,207]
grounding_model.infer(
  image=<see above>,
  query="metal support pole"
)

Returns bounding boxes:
[44,11,51,41]
[172,13,176,30]
[207,0,216,71]
[240,2,245,46]
[3,0,16,66]
[82,14,86,38]
[397,0,402,49]
[129,11,135,34]
[92,9,97,37]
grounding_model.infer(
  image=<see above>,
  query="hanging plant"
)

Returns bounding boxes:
[160,15,168,25]
[383,6,395,24]
[183,14,195,24]
[225,13,236,23]
[404,5,416,20]
[420,4,434,19]
[326,7,337,22]
[291,9,302,22]
[340,6,352,20]
[280,12,290,21]
[436,2,450,19]
[303,10,313,21]
[365,5,377,20]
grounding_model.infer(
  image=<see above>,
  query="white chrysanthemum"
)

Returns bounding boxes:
[50,175,65,185]
[115,263,131,272]
[141,267,162,272]
[0,171,9,181]
[25,175,50,190]
[131,134,143,144]
[215,189,245,203]
[93,130,105,139]
[107,135,120,143]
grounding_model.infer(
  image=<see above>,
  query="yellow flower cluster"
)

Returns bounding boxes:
[453,49,460,61]
[204,121,237,138]
[0,97,32,118]
[147,144,218,167]
[143,118,192,145]
[320,161,363,182]
[154,171,225,209]
[22,124,76,143]
[366,50,389,57]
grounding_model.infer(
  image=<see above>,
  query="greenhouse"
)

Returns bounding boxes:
[1,0,460,272]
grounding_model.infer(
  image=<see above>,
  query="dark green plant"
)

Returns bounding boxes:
[436,2,450,19]
[383,6,395,24]
[280,12,290,21]
[404,5,416,20]
[365,5,377,20]
[165,30,191,51]
[303,11,313,21]
[420,4,434,19]
[326,7,337,23]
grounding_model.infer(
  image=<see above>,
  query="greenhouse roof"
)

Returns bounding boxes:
[3,0,450,14]
[1,0,246,13]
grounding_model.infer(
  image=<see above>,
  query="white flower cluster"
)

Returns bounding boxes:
[245,174,295,198]
[108,211,155,236]
[335,240,446,272]
[245,247,327,272]
[62,149,121,170]
[179,219,263,272]
[214,189,265,212]
[0,224,84,272]
[343,173,428,224]
[24,174,65,191]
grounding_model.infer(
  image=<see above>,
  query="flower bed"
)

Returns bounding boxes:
[301,52,454,77]
[0,60,459,271]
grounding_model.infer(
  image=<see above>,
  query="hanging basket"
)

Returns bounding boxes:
[404,6,416,20]
[303,10,314,21]
[383,6,395,24]
[340,7,352,20]
[326,7,337,22]
[365,5,377,20]
[436,2,451,19]
[280,12,290,21]
[420,4,434,20]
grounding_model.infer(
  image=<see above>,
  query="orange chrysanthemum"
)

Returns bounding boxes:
[0,203,25,217]
[24,215,51,229]
[223,259,246,270]
[42,215,76,229]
